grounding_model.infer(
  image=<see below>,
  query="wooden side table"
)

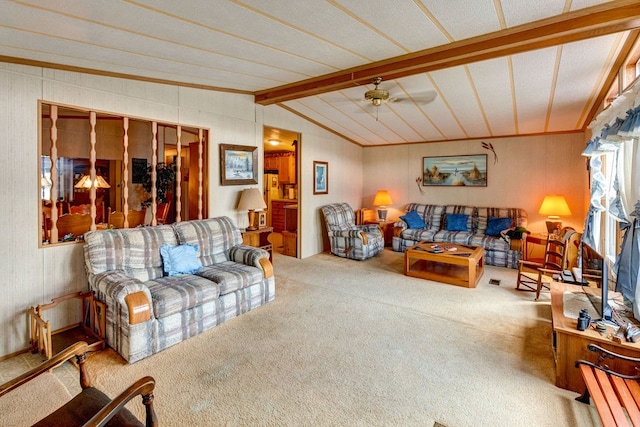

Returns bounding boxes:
[551,281,640,392]
[241,227,273,261]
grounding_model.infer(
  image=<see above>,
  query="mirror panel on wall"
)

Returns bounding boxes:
[39,102,208,246]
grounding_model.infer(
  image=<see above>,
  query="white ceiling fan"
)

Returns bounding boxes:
[362,77,437,120]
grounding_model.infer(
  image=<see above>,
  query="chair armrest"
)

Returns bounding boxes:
[585,343,640,365]
[85,376,157,427]
[327,229,369,245]
[359,224,382,235]
[0,341,88,397]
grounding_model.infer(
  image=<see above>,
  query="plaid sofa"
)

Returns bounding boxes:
[321,202,384,260]
[392,203,528,268]
[83,217,275,363]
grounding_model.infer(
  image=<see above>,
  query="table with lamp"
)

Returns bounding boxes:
[525,194,572,262]
[237,188,273,260]
[365,189,394,246]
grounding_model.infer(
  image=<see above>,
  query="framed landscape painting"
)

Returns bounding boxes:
[422,154,487,187]
[313,161,328,194]
[220,144,258,185]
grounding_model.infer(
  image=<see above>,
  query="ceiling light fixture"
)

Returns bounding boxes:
[268,139,279,146]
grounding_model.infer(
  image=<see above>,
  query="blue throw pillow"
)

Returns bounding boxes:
[160,243,202,276]
[400,210,426,229]
[446,214,468,231]
[485,217,513,236]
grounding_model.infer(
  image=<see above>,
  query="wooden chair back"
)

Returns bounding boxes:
[127,209,146,228]
[156,202,170,225]
[355,208,376,225]
[108,211,125,229]
[56,214,92,239]
[69,204,90,215]
[541,237,568,273]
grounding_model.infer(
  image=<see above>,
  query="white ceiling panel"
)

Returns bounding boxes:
[548,34,624,131]
[429,66,491,138]
[511,47,558,134]
[467,57,517,136]
[1,0,637,146]
[332,0,451,52]
[425,0,502,40]
[501,0,568,27]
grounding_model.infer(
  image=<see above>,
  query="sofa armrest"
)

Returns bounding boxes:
[228,245,269,267]
[91,270,153,324]
[228,245,273,279]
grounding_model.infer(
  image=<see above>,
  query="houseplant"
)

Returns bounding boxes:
[142,162,176,205]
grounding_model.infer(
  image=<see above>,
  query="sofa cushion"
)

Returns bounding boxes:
[444,205,476,233]
[401,228,438,243]
[160,244,202,276]
[404,203,444,231]
[84,225,178,282]
[146,275,220,319]
[433,230,473,245]
[485,217,512,236]
[476,207,527,235]
[445,213,469,231]
[172,217,242,266]
[468,234,510,251]
[400,210,426,229]
[196,261,265,296]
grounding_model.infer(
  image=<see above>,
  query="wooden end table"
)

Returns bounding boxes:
[404,241,484,288]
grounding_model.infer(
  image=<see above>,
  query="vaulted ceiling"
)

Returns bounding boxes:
[2,0,640,146]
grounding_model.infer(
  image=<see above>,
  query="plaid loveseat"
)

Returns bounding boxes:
[392,203,528,268]
[321,202,384,260]
[83,217,275,363]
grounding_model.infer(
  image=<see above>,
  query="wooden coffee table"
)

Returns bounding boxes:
[404,241,484,288]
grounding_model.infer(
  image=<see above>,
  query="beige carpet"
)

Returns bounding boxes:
[84,249,601,426]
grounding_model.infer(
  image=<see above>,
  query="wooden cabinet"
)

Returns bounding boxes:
[265,153,295,183]
[264,157,278,171]
[278,155,295,183]
[271,201,296,233]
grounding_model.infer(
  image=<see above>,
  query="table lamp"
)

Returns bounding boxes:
[74,174,111,189]
[373,190,393,221]
[237,188,267,231]
[538,194,571,234]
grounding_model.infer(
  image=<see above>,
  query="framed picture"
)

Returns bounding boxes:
[422,154,487,187]
[258,211,267,228]
[313,161,328,195]
[220,144,258,186]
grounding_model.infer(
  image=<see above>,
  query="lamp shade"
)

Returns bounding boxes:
[74,174,111,189]
[237,188,267,211]
[538,195,571,218]
[373,190,393,207]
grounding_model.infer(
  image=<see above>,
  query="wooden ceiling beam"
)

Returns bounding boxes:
[255,0,640,105]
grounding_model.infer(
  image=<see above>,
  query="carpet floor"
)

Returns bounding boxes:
[83,249,601,426]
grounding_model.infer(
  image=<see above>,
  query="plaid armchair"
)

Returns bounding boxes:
[321,202,384,260]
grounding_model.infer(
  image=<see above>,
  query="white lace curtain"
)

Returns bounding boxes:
[583,78,640,315]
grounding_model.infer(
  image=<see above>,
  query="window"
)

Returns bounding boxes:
[39,103,208,246]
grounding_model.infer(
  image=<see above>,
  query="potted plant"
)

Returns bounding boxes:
[141,162,176,206]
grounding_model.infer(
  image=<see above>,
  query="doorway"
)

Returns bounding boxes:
[263,126,299,258]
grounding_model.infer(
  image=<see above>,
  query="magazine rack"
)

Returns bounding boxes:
[28,291,105,359]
